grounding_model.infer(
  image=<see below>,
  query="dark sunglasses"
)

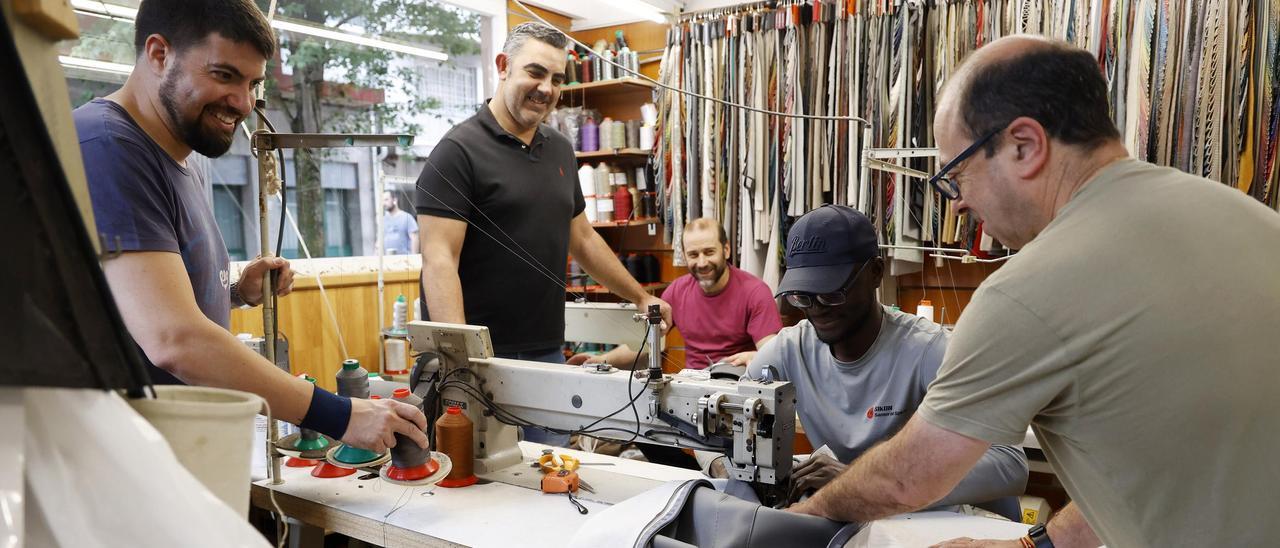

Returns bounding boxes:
[784,260,871,309]
[928,124,1007,200]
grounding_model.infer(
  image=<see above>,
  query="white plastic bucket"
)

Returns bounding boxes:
[128,386,262,517]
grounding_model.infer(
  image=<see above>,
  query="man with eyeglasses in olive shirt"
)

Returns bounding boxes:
[748,205,1027,511]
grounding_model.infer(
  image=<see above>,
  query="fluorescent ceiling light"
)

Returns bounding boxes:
[604,0,667,24]
[69,0,447,61]
[71,0,136,19]
[270,19,447,61]
[59,55,133,76]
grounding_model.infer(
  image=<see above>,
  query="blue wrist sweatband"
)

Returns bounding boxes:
[299,384,352,440]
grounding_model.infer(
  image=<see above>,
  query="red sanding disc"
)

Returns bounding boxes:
[285,457,320,468]
[385,457,440,482]
[311,461,357,478]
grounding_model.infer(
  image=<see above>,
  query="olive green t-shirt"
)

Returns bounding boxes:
[919,159,1280,548]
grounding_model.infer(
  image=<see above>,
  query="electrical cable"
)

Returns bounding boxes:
[433,378,699,447]
[414,168,686,372]
[252,105,289,257]
[260,398,289,548]
[281,200,351,358]
[414,167,686,371]
[623,326,644,444]
[420,325,707,448]
[250,104,291,357]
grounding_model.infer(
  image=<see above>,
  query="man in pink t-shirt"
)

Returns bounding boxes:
[570,218,783,370]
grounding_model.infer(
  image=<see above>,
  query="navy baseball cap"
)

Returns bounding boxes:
[776,205,879,296]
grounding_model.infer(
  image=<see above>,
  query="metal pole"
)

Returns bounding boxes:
[376,172,385,374]
[646,304,663,379]
[257,148,277,366]
[254,126,283,485]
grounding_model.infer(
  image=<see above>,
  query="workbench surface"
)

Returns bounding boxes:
[252,442,704,547]
[253,442,1032,547]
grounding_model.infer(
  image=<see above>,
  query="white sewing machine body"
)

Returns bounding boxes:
[406,320,796,503]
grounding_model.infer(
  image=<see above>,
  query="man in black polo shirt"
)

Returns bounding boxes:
[415,23,670,445]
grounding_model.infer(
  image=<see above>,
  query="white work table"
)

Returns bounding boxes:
[251,442,703,547]
[253,442,1031,547]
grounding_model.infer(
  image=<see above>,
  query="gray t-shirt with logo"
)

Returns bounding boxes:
[920,159,1280,547]
[748,306,1027,506]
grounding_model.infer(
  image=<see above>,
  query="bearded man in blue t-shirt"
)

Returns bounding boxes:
[76,0,425,452]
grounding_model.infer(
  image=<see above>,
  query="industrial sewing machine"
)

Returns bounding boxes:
[405,305,796,504]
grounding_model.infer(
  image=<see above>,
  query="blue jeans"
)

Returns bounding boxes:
[496,348,572,448]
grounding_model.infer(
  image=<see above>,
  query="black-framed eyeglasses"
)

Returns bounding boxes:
[929,124,1007,200]
[784,260,871,309]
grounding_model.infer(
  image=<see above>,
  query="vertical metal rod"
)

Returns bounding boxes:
[255,127,283,485]
[646,304,663,379]
[376,172,385,374]
[258,158,277,366]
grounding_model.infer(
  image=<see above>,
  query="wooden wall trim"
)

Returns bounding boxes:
[292,269,420,290]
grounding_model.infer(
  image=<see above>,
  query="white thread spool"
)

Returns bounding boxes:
[639,125,655,150]
[578,164,597,222]
[916,299,935,322]
[599,118,614,149]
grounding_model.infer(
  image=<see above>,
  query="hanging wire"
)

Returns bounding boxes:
[509,0,872,124]
[415,161,686,372]
[282,197,351,359]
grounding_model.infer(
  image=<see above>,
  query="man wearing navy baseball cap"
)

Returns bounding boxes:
[748,205,1027,512]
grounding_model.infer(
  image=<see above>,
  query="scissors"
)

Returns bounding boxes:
[538,451,581,473]
[537,450,597,494]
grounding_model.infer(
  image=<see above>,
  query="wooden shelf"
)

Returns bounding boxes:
[576,148,651,160]
[559,78,657,119]
[590,218,657,228]
[566,282,670,295]
[560,77,655,94]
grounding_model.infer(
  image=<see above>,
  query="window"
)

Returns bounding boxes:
[212,186,248,260]
[421,64,480,111]
[274,163,356,259]
[278,201,300,259]
[59,1,489,261]
[325,189,353,257]
[207,155,252,260]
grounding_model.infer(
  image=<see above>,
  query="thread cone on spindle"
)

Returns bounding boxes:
[436,406,477,488]
[331,444,382,465]
[335,359,370,399]
[327,360,385,467]
[384,388,435,481]
[293,428,329,452]
[281,426,328,465]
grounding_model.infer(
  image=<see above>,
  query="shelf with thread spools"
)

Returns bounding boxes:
[559,71,672,315]
[575,148,651,161]
[560,77,655,93]
[559,78,656,116]
[590,218,657,228]
[567,282,670,295]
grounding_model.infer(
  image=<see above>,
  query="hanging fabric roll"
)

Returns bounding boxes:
[651,0,1278,271]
